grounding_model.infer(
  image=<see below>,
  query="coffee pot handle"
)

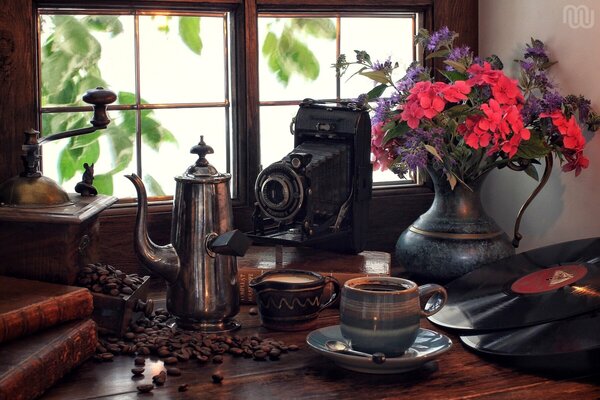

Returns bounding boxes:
[319,276,341,311]
[418,283,447,317]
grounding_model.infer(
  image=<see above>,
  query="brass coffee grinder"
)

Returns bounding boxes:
[0,87,118,284]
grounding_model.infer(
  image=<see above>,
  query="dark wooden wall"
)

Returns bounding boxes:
[0,0,477,275]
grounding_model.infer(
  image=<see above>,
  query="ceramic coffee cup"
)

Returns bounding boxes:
[250,269,340,331]
[339,277,447,357]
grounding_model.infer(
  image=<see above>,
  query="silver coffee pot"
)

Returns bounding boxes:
[126,136,250,332]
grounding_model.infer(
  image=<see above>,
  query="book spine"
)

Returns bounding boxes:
[0,289,93,345]
[0,319,97,400]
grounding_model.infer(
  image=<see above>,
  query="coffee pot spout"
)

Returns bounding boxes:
[125,174,180,283]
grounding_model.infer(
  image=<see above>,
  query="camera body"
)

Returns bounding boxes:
[251,99,372,254]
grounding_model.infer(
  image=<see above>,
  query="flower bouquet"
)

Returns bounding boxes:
[335,27,599,281]
[336,27,599,189]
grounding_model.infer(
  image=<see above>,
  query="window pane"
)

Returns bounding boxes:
[139,15,227,104]
[41,110,138,198]
[258,17,337,102]
[340,16,414,100]
[259,105,297,169]
[340,16,415,183]
[140,108,229,196]
[40,14,135,107]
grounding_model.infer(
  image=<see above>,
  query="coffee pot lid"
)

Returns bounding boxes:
[177,136,230,183]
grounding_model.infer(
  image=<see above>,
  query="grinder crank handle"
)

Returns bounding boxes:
[207,229,251,257]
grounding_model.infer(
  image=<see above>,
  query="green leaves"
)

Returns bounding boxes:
[383,122,409,144]
[359,70,389,84]
[261,18,335,86]
[366,84,388,101]
[515,130,550,159]
[179,17,203,55]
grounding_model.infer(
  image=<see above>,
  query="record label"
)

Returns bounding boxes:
[511,264,588,294]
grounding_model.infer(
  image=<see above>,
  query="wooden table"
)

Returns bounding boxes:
[41,298,600,400]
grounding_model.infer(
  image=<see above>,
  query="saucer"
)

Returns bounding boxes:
[306,325,452,374]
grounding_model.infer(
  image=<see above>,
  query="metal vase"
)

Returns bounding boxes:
[395,168,515,283]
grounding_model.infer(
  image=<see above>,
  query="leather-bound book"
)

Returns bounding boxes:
[0,276,93,344]
[0,319,97,400]
[238,246,391,304]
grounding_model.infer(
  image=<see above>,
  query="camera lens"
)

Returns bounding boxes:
[261,176,290,210]
[255,163,304,221]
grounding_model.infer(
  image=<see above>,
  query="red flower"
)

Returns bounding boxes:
[541,110,586,150]
[491,75,523,105]
[442,80,472,102]
[467,62,501,85]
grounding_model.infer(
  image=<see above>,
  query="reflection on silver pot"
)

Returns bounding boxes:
[126,136,250,332]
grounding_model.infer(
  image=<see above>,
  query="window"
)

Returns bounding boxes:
[39,9,234,198]
[257,13,419,185]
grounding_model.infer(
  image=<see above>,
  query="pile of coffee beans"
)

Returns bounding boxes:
[77,263,145,297]
[94,307,301,393]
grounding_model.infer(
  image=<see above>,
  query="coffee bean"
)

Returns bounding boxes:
[288,344,300,351]
[131,367,145,376]
[248,307,258,315]
[211,373,224,384]
[163,357,178,365]
[137,384,154,393]
[152,371,167,386]
[157,348,171,357]
[100,353,114,361]
[178,383,189,392]
[134,357,146,366]
[212,355,223,364]
[269,349,281,360]
[167,367,182,376]
[121,287,134,295]
[253,351,267,361]
[197,355,209,363]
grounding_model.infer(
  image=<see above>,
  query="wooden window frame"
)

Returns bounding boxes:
[0,0,477,271]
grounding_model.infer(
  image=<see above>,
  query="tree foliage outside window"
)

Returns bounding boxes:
[40,13,334,196]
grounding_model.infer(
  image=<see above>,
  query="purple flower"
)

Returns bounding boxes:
[524,39,549,62]
[426,26,454,51]
[372,98,393,124]
[542,91,564,112]
[521,96,542,125]
[355,93,368,105]
[520,60,534,72]
[445,45,471,71]
[397,64,426,92]
[533,70,553,91]
[396,127,446,171]
[565,95,592,123]
[372,57,393,72]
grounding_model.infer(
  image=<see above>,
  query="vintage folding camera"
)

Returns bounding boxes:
[250,99,372,254]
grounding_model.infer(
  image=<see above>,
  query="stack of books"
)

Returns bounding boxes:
[0,276,96,400]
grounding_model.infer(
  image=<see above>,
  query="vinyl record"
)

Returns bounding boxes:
[428,237,600,333]
[460,311,600,373]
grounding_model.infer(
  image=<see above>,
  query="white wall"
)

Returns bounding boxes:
[479,0,600,252]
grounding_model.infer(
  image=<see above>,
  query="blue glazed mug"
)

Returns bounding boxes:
[339,277,447,357]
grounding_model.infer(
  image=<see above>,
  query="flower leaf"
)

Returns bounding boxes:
[440,70,468,82]
[425,49,450,60]
[443,60,467,73]
[524,163,540,181]
[446,172,458,190]
[359,70,389,84]
[515,131,550,159]
[383,122,409,143]
[366,84,388,100]
[424,144,443,162]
